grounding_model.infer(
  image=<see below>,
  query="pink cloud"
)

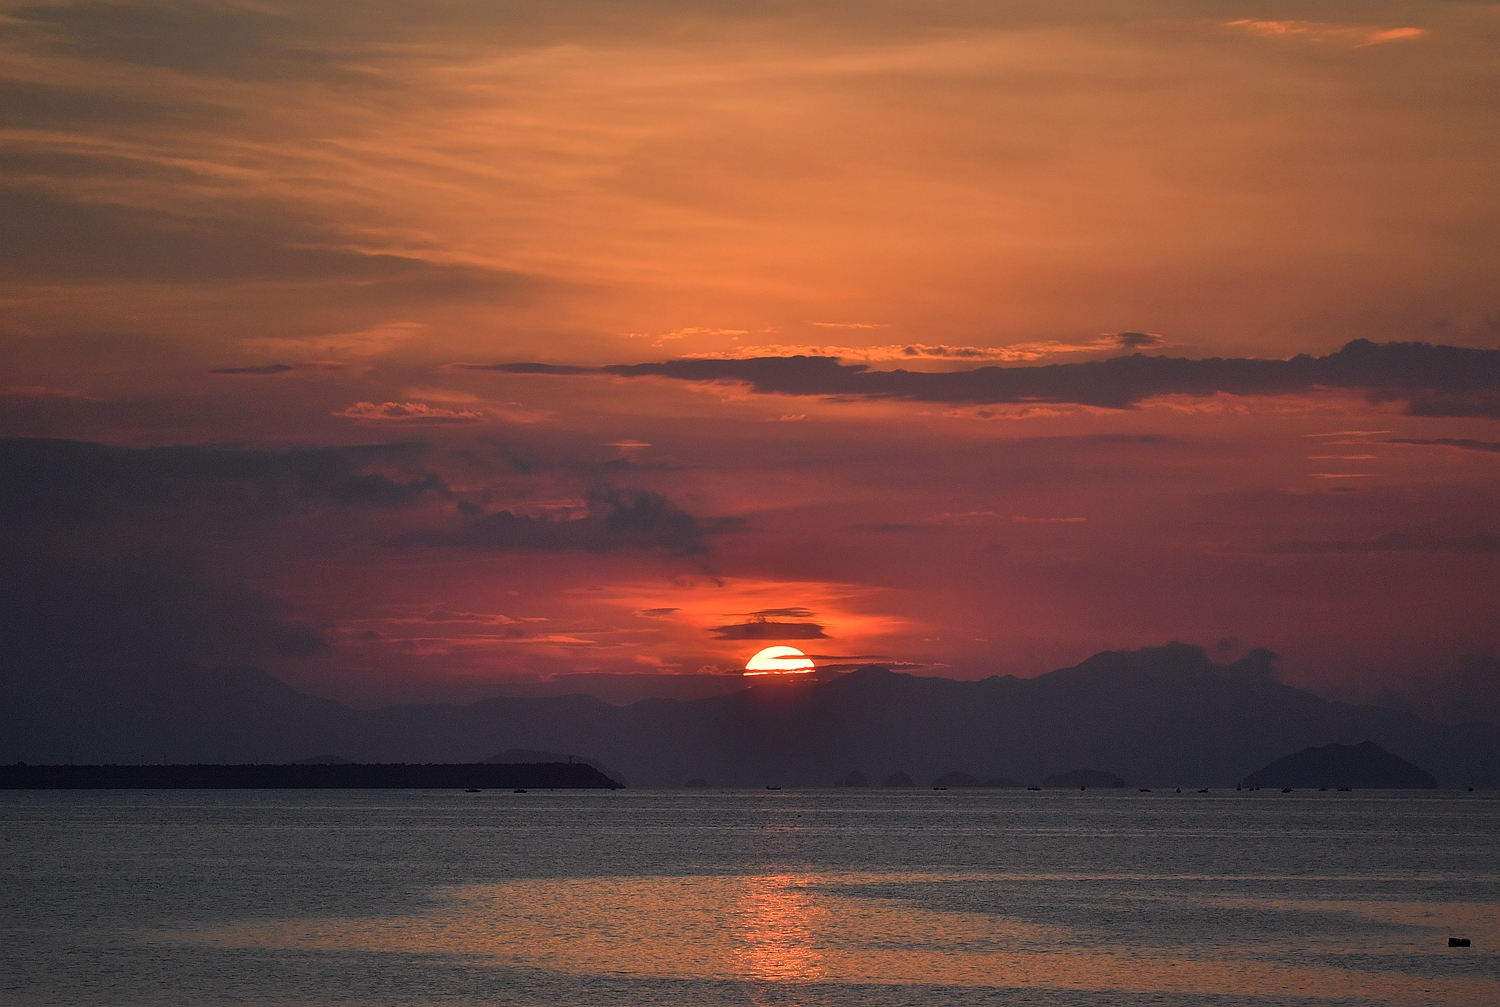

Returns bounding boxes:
[337,401,483,423]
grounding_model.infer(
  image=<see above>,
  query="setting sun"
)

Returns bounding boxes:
[743,647,816,676]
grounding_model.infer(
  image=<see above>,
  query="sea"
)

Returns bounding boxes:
[2,788,1496,1006]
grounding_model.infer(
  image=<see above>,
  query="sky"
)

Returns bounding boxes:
[2,0,1498,706]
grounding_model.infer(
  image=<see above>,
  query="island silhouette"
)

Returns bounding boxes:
[0,762,622,790]
[1239,741,1436,790]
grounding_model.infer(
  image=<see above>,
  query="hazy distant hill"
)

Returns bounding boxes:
[4,644,1497,787]
[1373,655,1500,727]
[0,662,357,765]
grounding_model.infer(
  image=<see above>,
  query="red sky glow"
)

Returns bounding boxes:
[2,0,1497,707]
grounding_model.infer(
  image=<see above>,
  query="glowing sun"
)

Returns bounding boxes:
[744,646,816,676]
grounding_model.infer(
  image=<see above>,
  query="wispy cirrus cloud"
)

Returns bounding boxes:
[626,327,750,348]
[239,323,428,364]
[1384,437,1500,454]
[1225,20,1428,48]
[857,512,1086,532]
[0,384,89,399]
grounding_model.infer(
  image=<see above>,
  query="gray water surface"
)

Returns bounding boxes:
[3,788,1495,1005]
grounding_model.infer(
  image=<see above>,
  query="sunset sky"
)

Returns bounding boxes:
[2,0,1497,706]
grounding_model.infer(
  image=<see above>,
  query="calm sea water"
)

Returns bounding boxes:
[2,789,1496,1006]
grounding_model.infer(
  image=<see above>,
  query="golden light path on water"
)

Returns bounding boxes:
[181,873,1500,1004]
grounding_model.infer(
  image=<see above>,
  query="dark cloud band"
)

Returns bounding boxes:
[211,364,295,375]
[0,438,444,519]
[390,486,740,555]
[491,340,1500,416]
[712,620,827,640]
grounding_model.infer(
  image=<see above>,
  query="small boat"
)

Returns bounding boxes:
[1197,788,1209,793]
[1139,788,1151,793]
[1027,785,1041,791]
[932,786,948,791]
[1281,787,1293,793]
[465,788,482,793]
[1338,787,1352,792]
[514,788,528,794]
[765,785,781,790]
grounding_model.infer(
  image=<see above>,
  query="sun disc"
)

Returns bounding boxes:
[744,646,815,676]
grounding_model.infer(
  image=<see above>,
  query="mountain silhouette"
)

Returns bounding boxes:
[3,644,1496,787]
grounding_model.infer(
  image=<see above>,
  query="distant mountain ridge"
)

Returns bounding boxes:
[3,644,1497,787]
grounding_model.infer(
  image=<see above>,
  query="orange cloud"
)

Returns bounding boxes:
[241,323,427,363]
[942,405,1069,421]
[599,577,912,663]
[629,327,751,348]
[688,335,1156,365]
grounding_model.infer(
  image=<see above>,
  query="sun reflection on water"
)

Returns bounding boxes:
[178,871,1500,1003]
[732,875,827,981]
